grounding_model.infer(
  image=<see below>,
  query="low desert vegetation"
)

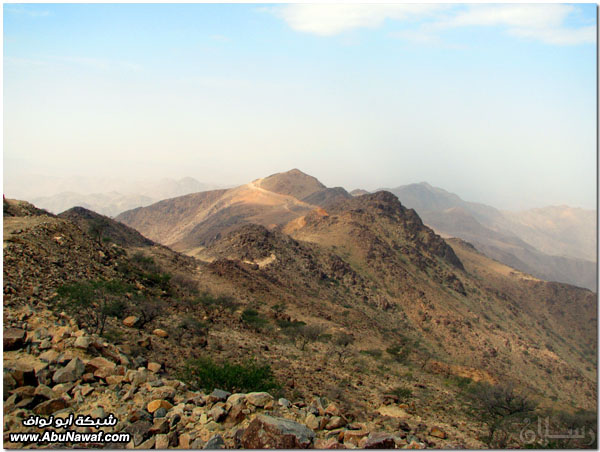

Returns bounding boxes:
[177,356,280,394]
[56,279,129,335]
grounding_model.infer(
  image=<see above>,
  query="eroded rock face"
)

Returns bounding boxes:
[241,414,316,449]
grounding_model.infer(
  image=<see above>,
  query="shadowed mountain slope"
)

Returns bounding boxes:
[385,183,596,290]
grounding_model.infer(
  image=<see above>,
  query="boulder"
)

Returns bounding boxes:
[86,357,116,373]
[204,434,225,449]
[147,399,173,413]
[241,415,315,449]
[245,391,274,408]
[325,416,347,430]
[208,389,231,402]
[364,432,396,449]
[53,357,85,383]
[4,328,26,350]
[74,336,92,349]
[147,362,161,373]
[34,384,57,400]
[33,397,69,415]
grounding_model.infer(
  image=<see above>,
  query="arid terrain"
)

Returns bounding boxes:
[3,169,597,449]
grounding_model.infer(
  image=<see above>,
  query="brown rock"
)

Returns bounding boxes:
[105,375,124,385]
[364,432,396,449]
[325,402,341,416]
[153,329,168,338]
[245,391,274,407]
[33,397,69,415]
[178,433,191,449]
[147,362,161,373]
[147,399,173,413]
[343,429,369,446]
[4,328,26,350]
[123,316,140,327]
[429,427,447,439]
[316,438,348,449]
[149,418,170,435]
[326,416,347,430]
[241,414,315,449]
[86,357,116,373]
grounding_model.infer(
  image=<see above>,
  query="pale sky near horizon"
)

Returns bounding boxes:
[3,3,597,210]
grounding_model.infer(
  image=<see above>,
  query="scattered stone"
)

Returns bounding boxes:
[305,413,320,430]
[33,384,57,400]
[4,328,26,350]
[153,329,168,338]
[74,336,92,349]
[204,434,225,449]
[150,418,170,435]
[53,357,85,383]
[326,416,347,430]
[147,399,173,413]
[209,404,228,422]
[209,389,231,402]
[123,316,140,327]
[33,398,69,415]
[278,397,291,408]
[364,432,396,449]
[429,427,447,439]
[246,391,274,407]
[155,433,169,449]
[154,407,167,419]
[242,414,315,449]
[178,433,191,449]
[147,362,161,373]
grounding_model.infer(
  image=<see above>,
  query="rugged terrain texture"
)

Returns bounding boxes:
[385,182,596,291]
[3,174,597,449]
[116,169,351,255]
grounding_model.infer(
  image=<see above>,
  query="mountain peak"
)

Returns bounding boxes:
[257,169,326,200]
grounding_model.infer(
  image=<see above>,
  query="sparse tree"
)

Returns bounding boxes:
[464,382,537,447]
[286,324,325,350]
[57,280,129,335]
[88,218,109,245]
[331,332,355,363]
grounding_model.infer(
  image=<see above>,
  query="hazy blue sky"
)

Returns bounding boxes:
[4,3,597,209]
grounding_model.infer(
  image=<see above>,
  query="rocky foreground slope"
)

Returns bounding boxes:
[3,194,597,449]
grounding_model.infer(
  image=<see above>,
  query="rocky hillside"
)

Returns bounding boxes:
[3,194,597,449]
[116,169,351,254]
[385,182,596,290]
[58,207,155,248]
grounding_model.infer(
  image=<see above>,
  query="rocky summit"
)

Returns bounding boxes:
[2,168,597,450]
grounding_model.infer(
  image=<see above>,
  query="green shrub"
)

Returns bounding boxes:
[57,279,131,334]
[277,319,306,329]
[177,356,280,393]
[242,309,269,330]
[386,344,410,363]
[179,315,208,335]
[360,349,383,359]
[198,293,239,312]
[390,386,412,401]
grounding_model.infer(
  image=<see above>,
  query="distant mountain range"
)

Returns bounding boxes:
[24,177,219,217]
[383,182,596,291]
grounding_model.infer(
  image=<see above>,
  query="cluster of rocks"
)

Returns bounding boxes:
[3,305,453,449]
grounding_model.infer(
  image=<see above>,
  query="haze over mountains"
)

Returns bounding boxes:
[384,183,596,291]
[115,169,596,291]
[4,174,221,217]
